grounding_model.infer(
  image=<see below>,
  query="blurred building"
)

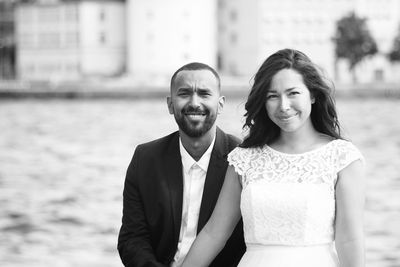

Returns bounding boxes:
[346,0,400,83]
[12,0,400,84]
[0,0,16,79]
[15,0,126,81]
[218,0,400,83]
[126,0,217,84]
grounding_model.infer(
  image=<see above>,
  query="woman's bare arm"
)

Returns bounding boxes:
[182,165,242,267]
[335,159,366,267]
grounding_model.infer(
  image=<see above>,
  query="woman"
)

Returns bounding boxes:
[182,49,365,267]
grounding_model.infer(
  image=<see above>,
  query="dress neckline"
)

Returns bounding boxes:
[265,139,339,156]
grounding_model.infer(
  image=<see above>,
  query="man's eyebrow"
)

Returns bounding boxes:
[177,87,211,92]
[197,87,212,92]
[176,87,192,92]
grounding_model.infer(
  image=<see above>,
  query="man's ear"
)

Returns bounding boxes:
[217,96,225,114]
[167,96,174,114]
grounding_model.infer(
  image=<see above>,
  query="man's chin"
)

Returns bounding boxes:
[182,128,206,138]
[176,117,215,138]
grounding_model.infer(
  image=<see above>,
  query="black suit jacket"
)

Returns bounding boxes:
[118,128,245,267]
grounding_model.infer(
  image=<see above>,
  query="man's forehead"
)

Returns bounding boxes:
[174,70,218,84]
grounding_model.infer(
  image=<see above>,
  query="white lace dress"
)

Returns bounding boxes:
[227,139,364,267]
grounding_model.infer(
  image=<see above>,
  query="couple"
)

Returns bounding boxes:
[118,49,366,267]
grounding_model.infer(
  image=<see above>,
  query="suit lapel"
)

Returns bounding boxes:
[197,128,228,232]
[164,132,184,245]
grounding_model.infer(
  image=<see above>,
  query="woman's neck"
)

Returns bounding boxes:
[272,127,332,154]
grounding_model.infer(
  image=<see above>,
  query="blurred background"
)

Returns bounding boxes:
[1,0,400,266]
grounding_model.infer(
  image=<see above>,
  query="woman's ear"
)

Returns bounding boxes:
[310,93,315,104]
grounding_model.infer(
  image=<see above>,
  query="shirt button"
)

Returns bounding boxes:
[192,164,200,170]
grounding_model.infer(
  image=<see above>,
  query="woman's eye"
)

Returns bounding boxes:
[267,95,277,99]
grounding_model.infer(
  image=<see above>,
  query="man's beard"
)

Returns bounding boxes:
[174,106,217,138]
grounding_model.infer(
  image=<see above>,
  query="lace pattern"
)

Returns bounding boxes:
[228,139,363,188]
[227,139,364,246]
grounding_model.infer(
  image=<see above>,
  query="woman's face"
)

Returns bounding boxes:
[265,68,315,134]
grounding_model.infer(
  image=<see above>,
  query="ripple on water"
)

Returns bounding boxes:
[0,99,399,267]
[48,216,84,226]
[2,221,35,235]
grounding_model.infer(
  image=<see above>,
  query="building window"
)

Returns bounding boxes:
[20,33,34,48]
[99,32,106,44]
[40,63,59,73]
[146,10,154,19]
[19,8,34,24]
[66,63,78,72]
[65,32,79,47]
[183,34,190,42]
[374,69,384,81]
[146,33,154,42]
[230,9,237,22]
[230,32,237,44]
[217,53,223,70]
[39,33,60,47]
[219,23,226,33]
[229,62,238,76]
[99,8,106,22]
[65,5,79,22]
[38,6,59,23]
[25,64,35,74]
[218,0,225,9]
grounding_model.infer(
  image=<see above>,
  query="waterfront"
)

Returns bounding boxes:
[0,98,399,267]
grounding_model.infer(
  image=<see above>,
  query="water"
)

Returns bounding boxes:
[0,98,399,267]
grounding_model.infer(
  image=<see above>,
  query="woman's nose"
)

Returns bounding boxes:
[279,96,290,111]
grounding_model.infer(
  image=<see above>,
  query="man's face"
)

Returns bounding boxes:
[167,70,224,138]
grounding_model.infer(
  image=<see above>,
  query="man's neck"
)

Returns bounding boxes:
[179,128,216,161]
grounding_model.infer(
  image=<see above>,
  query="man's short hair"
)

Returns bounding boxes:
[170,62,221,90]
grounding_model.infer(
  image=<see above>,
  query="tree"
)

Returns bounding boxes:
[388,26,400,62]
[333,12,378,83]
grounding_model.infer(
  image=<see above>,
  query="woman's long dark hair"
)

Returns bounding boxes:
[241,48,342,148]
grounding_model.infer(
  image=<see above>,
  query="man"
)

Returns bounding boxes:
[118,62,245,267]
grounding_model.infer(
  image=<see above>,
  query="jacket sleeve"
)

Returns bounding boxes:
[118,146,167,267]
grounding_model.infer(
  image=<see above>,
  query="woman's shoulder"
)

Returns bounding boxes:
[329,139,361,152]
[229,145,264,157]
[227,145,265,175]
[329,139,365,171]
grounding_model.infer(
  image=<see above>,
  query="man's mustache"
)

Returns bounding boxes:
[182,106,208,115]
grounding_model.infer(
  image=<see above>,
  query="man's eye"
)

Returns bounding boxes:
[199,92,211,96]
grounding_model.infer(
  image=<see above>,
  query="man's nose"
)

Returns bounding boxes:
[189,93,201,107]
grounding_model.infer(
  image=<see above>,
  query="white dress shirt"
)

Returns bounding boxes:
[171,136,216,267]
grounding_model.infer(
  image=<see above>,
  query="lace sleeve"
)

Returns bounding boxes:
[335,140,365,173]
[227,147,250,176]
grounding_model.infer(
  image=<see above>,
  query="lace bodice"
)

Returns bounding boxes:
[228,139,363,246]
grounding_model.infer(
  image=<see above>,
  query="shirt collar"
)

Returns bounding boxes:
[179,135,216,172]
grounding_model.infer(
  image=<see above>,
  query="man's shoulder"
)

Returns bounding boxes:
[135,131,179,154]
[217,128,242,152]
[225,133,241,146]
